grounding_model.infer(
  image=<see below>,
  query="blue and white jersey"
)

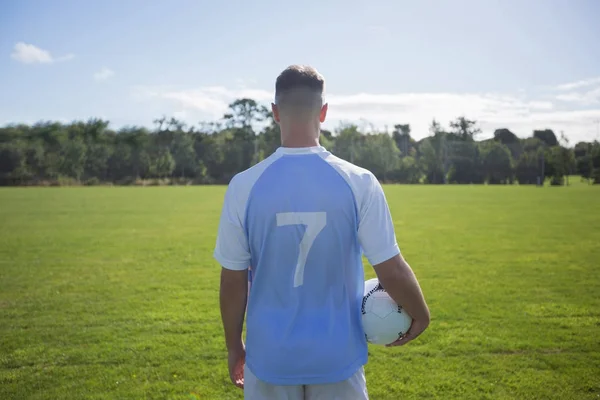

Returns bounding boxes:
[213,146,400,385]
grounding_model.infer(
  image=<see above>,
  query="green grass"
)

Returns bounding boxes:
[1,184,599,399]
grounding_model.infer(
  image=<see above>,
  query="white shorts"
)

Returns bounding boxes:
[243,364,369,400]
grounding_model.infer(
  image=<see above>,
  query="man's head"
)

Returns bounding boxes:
[272,65,328,131]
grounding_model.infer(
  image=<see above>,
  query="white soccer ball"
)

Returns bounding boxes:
[361,278,413,345]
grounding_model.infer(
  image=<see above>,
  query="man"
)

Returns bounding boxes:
[214,65,430,399]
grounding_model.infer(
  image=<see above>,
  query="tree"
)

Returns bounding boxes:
[515,152,539,185]
[449,116,481,141]
[85,142,112,181]
[0,97,593,187]
[27,143,45,180]
[108,142,133,182]
[518,137,546,184]
[171,131,197,178]
[493,128,519,145]
[332,123,363,163]
[416,119,450,184]
[418,137,445,184]
[574,142,594,181]
[447,140,484,184]
[195,133,225,183]
[357,133,400,182]
[0,143,28,185]
[591,142,600,184]
[152,149,175,179]
[257,112,281,159]
[546,146,564,186]
[558,132,575,185]
[60,137,87,181]
[522,137,545,153]
[119,127,151,179]
[321,129,333,141]
[493,128,522,160]
[389,155,421,183]
[223,99,269,130]
[481,141,513,184]
[533,129,558,147]
[392,124,414,156]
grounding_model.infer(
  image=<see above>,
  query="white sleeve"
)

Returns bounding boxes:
[357,175,400,265]
[213,178,251,271]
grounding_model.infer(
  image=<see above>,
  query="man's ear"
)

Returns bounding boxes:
[319,103,328,123]
[271,103,280,123]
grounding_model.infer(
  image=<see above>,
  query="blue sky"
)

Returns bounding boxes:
[1,0,599,142]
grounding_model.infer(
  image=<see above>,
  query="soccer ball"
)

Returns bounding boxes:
[361,278,412,345]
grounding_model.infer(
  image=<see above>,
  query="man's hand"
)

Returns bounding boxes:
[228,345,246,389]
[386,318,429,347]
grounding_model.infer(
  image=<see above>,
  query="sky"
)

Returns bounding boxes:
[1,0,600,143]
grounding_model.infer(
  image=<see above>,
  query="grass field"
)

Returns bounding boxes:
[1,184,599,399]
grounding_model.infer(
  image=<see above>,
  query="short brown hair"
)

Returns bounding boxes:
[274,65,325,109]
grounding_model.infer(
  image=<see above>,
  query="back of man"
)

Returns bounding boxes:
[214,65,429,400]
[244,148,368,382]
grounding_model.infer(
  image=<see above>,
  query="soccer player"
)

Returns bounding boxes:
[214,65,430,399]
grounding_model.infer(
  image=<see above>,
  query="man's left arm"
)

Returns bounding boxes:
[220,267,248,389]
[213,180,251,387]
[220,268,248,353]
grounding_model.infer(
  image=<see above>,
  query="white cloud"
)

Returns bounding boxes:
[93,67,115,81]
[132,84,600,143]
[550,76,600,109]
[10,42,74,64]
[235,78,258,87]
[555,77,600,91]
[11,42,52,64]
[172,110,188,120]
[555,87,600,106]
[132,85,273,119]
[323,92,600,143]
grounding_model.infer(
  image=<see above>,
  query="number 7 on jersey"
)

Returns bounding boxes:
[276,212,327,288]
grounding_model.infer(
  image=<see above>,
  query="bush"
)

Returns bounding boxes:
[170,177,193,186]
[84,177,100,186]
[550,176,564,186]
[115,176,137,185]
[56,176,79,186]
[515,152,540,184]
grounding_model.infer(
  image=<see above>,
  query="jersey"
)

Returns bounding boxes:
[213,145,400,386]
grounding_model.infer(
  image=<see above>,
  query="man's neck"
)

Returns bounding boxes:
[281,137,320,148]
[280,128,320,148]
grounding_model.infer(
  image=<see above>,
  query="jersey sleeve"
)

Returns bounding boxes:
[357,175,400,266]
[213,177,251,271]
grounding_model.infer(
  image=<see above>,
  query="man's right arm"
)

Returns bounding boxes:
[372,253,429,346]
[356,173,429,346]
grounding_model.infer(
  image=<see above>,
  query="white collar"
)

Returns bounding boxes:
[275,146,327,155]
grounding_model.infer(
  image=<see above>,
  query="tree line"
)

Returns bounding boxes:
[1,98,599,186]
